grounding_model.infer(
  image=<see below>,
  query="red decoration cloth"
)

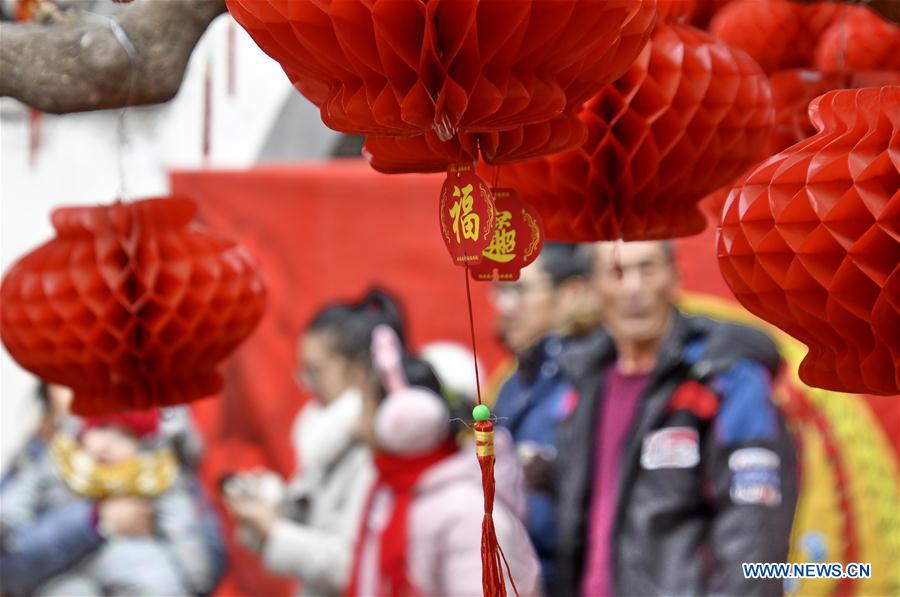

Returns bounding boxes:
[717,86,900,395]
[0,197,266,415]
[497,22,773,241]
[346,441,458,597]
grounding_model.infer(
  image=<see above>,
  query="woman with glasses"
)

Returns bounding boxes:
[224,289,403,597]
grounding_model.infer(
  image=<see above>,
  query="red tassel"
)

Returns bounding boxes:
[474,421,518,597]
[28,108,42,169]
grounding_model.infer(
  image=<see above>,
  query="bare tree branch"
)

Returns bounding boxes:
[0,0,227,114]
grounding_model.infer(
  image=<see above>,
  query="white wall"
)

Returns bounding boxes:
[0,14,335,469]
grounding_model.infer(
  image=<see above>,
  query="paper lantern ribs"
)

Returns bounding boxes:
[0,197,267,415]
[228,0,656,171]
[768,70,900,155]
[496,22,773,241]
[709,0,848,73]
[717,86,900,395]
[814,6,900,72]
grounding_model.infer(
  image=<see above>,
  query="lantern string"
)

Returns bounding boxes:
[463,262,484,406]
[86,11,138,202]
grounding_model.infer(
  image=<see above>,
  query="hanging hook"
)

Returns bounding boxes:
[85,11,138,202]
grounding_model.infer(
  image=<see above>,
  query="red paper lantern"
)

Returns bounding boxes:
[768,70,900,154]
[814,7,900,72]
[363,111,587,174]
[709,0,847,73]
[227,0,656,147]
[1,198,267,415]
[496,23,773,242]
[359,0,657,174]
[717,86,900,395]
[469,188,544,281]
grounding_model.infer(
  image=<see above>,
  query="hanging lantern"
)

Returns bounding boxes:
[814,7,900,72]
[363,111,587,174]
[495,22,773,241]
[768,70,900,154]
[709,0,847,73]
[469,188,544,282]
[1,197,267,415]
[717,86,900,395]
[227,0,656,159]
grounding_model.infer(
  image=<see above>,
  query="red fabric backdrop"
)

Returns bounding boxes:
[170,161,898,596]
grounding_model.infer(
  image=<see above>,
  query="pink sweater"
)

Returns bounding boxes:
[354,428,541,596]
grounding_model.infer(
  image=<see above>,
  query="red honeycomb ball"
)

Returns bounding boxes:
[768,70,900,155]
[717,86,900,395]
[496,23,773,241]
[1,197,267,415]
[710,0,848,73]
[226,0,656,145]
[814,7,900,72]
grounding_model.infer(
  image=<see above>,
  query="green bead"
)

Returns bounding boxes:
[472,404,491,422]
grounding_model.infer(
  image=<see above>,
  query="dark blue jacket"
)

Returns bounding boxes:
[494,335,576,589]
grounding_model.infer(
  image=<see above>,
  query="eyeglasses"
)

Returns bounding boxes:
[491,280,554,302]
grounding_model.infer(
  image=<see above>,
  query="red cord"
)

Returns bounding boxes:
[464,262,484,405]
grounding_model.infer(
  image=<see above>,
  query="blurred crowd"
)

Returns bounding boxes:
[0,240,798,597]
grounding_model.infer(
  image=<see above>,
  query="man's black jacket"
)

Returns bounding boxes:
[554,310,798,596]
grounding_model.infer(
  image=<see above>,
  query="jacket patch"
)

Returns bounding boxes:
[729,447,781,506]
[667,380,719,419]
[640,427,700,470]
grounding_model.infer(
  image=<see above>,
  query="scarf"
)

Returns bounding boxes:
[51,433,178,498]
[346,440,458,597]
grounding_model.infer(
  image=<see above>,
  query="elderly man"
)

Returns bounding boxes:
[555,241,798,597]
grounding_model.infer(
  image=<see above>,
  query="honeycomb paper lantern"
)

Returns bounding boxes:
[814,7,900,72]
[226,0,656,145]
[709,0,848,73]
[363,111,587,173]
[496,22,773,241]
[768,70,900,154]
[717,86,900,395]
[358,0,657,173]
[1,197,267,415]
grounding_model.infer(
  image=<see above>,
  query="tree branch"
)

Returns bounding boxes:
[0,0,227,114]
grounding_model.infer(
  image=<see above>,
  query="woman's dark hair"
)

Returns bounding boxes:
[396,354,442,397]
[538,242,594,286]
[305,287,407,364]
[35,381,50,410]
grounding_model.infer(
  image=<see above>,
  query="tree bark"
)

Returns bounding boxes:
[0,0,227,114]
